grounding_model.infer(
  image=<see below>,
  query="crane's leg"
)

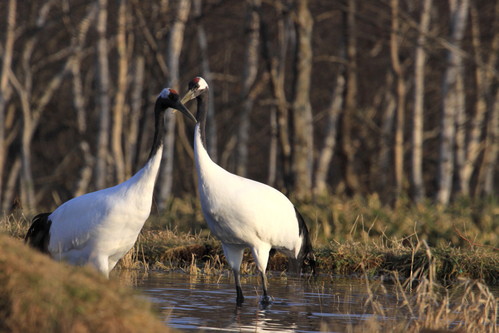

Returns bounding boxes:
[251,244,272,304]
[234,269,244,305]
[222,243,245,305]
[260,271,269,298]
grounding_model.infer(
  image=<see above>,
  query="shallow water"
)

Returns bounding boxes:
[118,270,405,332]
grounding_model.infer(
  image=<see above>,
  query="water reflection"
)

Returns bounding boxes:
[116,270,400,332]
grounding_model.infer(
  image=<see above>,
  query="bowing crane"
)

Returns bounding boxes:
[25,89,196,277]
[181,77,315,305]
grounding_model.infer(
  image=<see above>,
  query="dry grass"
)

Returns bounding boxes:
[0,200,497,332]
[0,211,30,239]
[327,277,498,333]
[0,234,170,333]
[329,242,499,333]
[317,238,498,285]
[2,207,497,286]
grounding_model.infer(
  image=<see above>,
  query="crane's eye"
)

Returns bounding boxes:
[168,89,179,100]
[188,82,199,91]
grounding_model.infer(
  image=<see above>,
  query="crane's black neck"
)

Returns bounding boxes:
[148,102,166,159]
[196,94,208,150]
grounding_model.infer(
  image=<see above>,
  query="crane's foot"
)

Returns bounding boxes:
[236,286,245,306]
[260,295,273,307]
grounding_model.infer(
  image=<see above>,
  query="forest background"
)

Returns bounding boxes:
[0,0,498,224]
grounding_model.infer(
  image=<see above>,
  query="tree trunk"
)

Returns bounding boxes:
[476,85,499,196]
[0,0,16,210]
[194,0,217,161]
[2,157,20,213]
[314,69,345,196]
[339,0,360,196]
[436,0,470,205]
[454,67,466,193]
[377,72,396,198]
[127,55,145,176]
[69,3,97,198]
[156,0,190,211]
[390,0,407,205]
[477,2,499,197]
[111,0,129,183]
[459,3,499,196]
[260,2,293,192]
[20,111,35,212]
[268,107,278,186]
[71,59,95,198]
[95,0,111,190]
[291,0,314,199]
[479,87,499,195]
[236,0,261,177]
[412,0,432,203]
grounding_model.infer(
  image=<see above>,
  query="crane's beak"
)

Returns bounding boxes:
[181,88,197,105]
[174,102,197,123]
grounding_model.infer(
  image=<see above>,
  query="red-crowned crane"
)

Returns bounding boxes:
[25,89,196,278]
[181,77,315,305]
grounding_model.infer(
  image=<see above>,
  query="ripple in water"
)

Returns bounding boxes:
[120,271,403,332]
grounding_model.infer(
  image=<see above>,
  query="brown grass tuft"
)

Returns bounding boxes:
[356,244,498,332]
[0,234,170,333]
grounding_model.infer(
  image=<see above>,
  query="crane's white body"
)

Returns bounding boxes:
[183,76,312,304]
[48,148,162,277]
[26,88,195,278]
[195,127,303,259]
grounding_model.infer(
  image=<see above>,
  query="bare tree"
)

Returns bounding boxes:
[456,2,499,197]
[390,0,408,205]
[411,0,432,203]
[194,0,217,161]
[0,0,16,210]
[261,1,293,191]
[478,85,499,196]
[111,0,129,183]
[437,0,470,205]
[2,0,498,212]
[376,72,396,198]
[476,2,499,197]
[157,0,191,211]
[236,0,261,177]
[314,70,344,196]
[291,0,314,198]
[126,55,145,177]
[8,0,75,211]
[339,0,360,196]
[69,3,98,197]
[95,0,112,190]
[1,157,20,213]
[268,106,278,186]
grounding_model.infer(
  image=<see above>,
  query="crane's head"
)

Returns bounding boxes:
[157,88,196,123]
[181,77,209,105]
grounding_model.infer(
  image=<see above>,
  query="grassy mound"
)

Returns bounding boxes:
[0,234,170,333]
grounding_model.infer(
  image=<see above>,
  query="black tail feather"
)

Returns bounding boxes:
[295,207,316,275]
[25,213,52,254]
